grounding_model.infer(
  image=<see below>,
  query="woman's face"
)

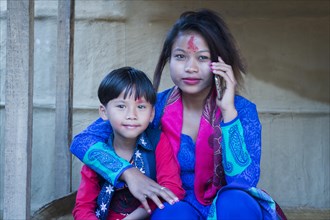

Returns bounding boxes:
[169,31,213,97]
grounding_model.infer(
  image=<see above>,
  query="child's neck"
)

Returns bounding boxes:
[113,136,137,162]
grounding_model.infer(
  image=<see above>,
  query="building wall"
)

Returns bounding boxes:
[0,0,329,214]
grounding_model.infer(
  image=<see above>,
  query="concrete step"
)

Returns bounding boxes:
[30,192,330,220]
[284,208,330,220]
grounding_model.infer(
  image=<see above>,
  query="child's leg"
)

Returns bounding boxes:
[151,201,202,220]
[216,189,262,220]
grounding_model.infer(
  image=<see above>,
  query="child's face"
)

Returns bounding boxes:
[99,90,155,141]
[169,31,213,98]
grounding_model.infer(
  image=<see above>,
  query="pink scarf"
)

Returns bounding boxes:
[161,87,226,205]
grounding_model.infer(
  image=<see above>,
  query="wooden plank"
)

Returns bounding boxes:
[54,0,75,198]
[4,0,34,219]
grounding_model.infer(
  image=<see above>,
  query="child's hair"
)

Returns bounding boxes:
[98,66,156,106]
[153,9,247,91]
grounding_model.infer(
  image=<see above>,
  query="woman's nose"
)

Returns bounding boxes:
[184,58,198,73]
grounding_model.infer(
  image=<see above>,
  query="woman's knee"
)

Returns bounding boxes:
[216,189,262,220]
[151,201,201,220]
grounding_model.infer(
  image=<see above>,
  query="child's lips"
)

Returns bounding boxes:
[123,124,140,129]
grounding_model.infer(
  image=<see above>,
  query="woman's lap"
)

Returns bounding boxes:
[151,201,202,220]
[151,189,262,220]
[216,189,262,220]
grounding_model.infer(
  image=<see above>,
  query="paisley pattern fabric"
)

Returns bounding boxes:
[221,119,251,176]
[95,149,145,220]
[70,87,286,219]
[178,134,210,218]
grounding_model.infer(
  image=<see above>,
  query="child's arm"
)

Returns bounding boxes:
[72,165,100,220]
[123,207,149,220]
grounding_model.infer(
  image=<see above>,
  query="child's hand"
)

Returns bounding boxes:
[211,56,238,122]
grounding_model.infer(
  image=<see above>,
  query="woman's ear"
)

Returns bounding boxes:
[99,104,108,120]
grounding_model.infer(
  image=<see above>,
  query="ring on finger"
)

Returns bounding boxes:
[144,194,148,199]
[160,186,166,190]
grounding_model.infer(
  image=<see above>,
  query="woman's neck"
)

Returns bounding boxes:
[181,90,210,141]
[181,89,209,110]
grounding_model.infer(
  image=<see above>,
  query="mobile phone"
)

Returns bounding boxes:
[214,75,222,100]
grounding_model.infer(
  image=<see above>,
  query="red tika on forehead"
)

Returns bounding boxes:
[136,97,144,103]
[187,35,199,52]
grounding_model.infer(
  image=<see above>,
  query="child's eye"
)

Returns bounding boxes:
[117,104,125,109]
[138,105,146,109]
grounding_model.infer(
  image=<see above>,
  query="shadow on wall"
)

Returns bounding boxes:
[249,53,329,104]
[237,14,330,104]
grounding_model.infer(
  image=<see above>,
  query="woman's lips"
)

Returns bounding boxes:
[182,78,200,85]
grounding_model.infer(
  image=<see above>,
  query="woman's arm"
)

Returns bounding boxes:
[211,57,261,187]
[70,118,132,185]
[221,97,261,187]
[120,146,182,214]
[70,118,112,161]
[123,132,185,216]
[123,207,149,220]
[72,165,100,220]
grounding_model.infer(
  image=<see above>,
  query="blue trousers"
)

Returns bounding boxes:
[151,189,262,220]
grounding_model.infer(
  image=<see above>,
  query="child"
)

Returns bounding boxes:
[72,67,184,220]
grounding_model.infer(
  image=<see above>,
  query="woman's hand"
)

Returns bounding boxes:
[123,207,149,220]
[121,167,178,214]
[211,56,238,122]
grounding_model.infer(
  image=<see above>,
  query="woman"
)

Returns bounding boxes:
[71,9,286,220]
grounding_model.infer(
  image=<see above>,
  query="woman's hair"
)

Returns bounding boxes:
[98,66,156,106]
[153,9,247,91]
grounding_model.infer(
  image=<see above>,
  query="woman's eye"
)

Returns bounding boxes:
[174,54,185,60]
[199,55,210,61]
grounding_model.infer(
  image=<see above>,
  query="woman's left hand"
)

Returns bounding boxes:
[211,56,238,122]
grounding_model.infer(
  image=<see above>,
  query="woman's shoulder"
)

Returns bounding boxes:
[151,88,173,128]
[234,95,261,124]
[234,95,257,110]
[155,88,173,114]
[157,88,172,101]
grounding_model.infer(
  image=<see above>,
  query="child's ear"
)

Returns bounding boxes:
[150,107,155,123]
[99,104,108,120]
